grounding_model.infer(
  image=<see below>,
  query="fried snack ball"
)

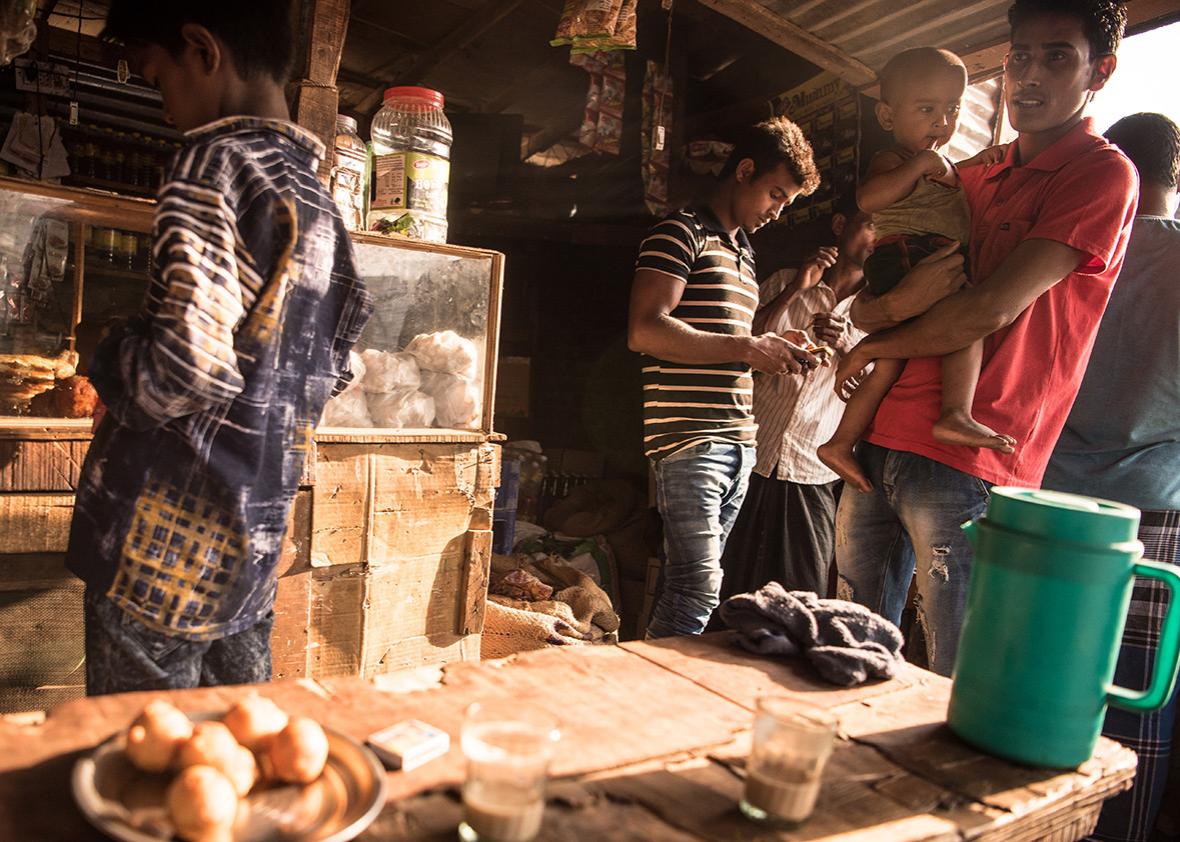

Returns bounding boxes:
[125,699,194,773]
[222,695,289,752]
[176,721,257,797]
[265,716,329,784]
[166,764,238,842]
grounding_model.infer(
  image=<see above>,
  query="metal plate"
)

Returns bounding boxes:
[71,714,387,842]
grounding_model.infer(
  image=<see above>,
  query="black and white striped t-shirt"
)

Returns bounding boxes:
[636,206,758,460]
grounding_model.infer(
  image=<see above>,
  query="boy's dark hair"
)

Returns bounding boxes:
[720,116,821,196]
[833,189,861,220]
[1106,113,1180,189]
[878,48,966,105]
[1007,0,1127,58]
[103,0,295,83]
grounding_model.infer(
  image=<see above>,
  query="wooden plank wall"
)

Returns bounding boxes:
[0,434,91,712]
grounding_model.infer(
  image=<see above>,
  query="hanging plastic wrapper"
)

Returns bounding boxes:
[571,51,625,156]
[642,61,673,216]
[0,0,36,67]
[552,0,636,53]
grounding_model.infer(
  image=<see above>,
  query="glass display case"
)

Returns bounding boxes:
[0,178,504,436]
[0,177,153,419]
[319,232,503,435]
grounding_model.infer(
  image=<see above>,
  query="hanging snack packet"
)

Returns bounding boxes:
[552,0,625,46]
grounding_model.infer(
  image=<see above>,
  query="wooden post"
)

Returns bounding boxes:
[70,223,85,351]
[292,0,350,184]
[694,0,876,88]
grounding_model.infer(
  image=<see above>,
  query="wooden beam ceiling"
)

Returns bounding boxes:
[353,0,526,113]
[694,0,877,88]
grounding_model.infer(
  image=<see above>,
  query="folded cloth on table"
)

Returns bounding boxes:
[718,583,904,686]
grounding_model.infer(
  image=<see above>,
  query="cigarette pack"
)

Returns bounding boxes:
[366,719,451,771]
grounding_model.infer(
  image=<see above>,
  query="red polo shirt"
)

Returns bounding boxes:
[865,118,1138,487]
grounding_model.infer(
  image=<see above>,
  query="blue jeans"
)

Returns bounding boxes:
[647,441,754,638]
[834,442,990,676]
[84,587,273,696]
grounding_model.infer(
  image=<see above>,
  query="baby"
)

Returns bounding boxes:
[818,47,1014,492]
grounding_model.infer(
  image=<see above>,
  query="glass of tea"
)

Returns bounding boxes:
[739,697,838,826]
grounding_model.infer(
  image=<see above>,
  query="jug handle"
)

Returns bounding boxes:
[1107,559,1180,713]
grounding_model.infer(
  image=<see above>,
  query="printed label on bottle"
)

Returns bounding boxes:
[373,152,408,209]
[331,146,369,232]
[368,150,450,243]
[405,152,450,214]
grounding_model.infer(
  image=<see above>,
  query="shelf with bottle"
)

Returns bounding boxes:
[82,226,152,277]
[61,124,179,197]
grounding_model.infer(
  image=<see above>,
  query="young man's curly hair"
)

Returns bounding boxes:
[720,116,822,196]
[1008,0,1127,58]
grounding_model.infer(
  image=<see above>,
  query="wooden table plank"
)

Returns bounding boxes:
[314,643,755,801]
[621,632,922,711]
[0,638,1138,842]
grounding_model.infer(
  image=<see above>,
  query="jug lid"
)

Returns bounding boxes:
[986,487,1140,545]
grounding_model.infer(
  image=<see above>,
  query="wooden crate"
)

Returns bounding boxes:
[0,425,499,709]
[274,438,497,679]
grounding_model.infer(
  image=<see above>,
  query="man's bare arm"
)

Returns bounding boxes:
[752,248,837,334]
[858,150,944,212]
[837,238,1085,380]
[849,241,967,333]
[627,268,818,374]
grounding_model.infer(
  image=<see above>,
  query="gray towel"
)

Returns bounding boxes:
[719,583,905,686]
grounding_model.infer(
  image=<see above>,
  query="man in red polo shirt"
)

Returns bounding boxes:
[832,0,1137,677]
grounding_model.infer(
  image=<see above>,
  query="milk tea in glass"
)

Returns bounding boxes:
[459,701,560,842]
[740,697,838,825]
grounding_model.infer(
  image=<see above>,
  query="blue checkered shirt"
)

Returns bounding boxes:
[67,117,373,640]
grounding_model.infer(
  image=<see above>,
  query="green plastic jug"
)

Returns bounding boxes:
[948,487,1180,768]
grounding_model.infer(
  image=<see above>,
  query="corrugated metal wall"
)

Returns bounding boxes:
[947,77,1002,160]
[760,0,1012,71]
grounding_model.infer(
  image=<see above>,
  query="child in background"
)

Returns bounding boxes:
[818,47,1014,493]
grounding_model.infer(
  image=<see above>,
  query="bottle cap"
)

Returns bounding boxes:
[383,86,445,109]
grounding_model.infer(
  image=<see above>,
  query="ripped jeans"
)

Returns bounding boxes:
[834,442,990,676]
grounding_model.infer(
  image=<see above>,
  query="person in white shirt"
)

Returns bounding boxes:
[719,194,876,599]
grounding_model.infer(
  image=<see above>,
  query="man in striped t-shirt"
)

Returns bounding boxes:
[628,117,822,638]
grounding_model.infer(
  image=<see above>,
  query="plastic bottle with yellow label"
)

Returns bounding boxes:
[369,87,452,244]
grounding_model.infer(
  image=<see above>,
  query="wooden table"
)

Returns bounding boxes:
[0,633,1136,841]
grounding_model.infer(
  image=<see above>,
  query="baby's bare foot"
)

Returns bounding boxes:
[818,439,873,492]
[933,410,1017,453]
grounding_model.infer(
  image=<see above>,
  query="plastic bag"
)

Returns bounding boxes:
[360,348,421,392]
[322,387,372,427]
[367,388,436,428]
[420,370,481,428]
[551,0,624,45]
[405,330,478,378]
[339,349,367,394]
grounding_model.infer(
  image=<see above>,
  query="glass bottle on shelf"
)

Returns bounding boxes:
[116,232,137,270]
[330,114,367,232]
[98,143,116,182]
